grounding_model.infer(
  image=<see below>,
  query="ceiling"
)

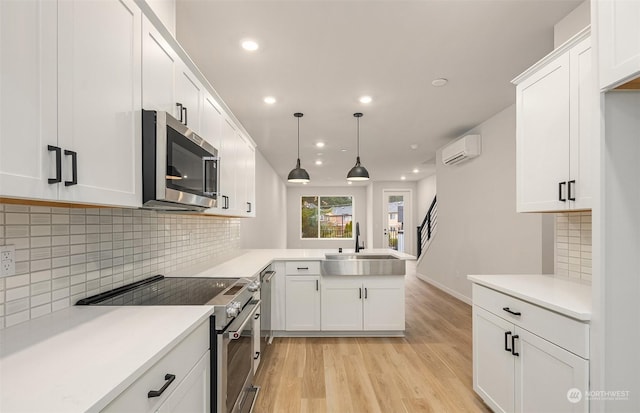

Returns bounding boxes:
[175,0,581,186]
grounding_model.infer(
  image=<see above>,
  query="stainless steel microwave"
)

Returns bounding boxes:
[142,110,219,211]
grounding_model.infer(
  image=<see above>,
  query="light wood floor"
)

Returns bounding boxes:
[253,262,492,413]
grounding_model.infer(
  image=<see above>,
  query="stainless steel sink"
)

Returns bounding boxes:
[322,253,406,276]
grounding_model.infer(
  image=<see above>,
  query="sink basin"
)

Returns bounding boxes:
[322,253,406,276]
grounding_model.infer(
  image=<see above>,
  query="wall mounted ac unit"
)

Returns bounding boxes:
[442,134,481,165]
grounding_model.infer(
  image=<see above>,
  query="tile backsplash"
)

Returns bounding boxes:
[555,211,591,282]
[0,203,241,329]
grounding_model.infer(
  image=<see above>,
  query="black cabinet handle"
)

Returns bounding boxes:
[64,150,77,186]
[48,145,62,184]
[511,335,520,357]
[364,287,368,299]
[502,307,521,316]
[504,331,512,352]
[568,180,576,201]
[254,351,260,360]
[297,267,309,270]
[247,202,252,213]
[176,103,183,123]
[254,313,260,320]
[359,287,362,299]
[183,106,188,126]
[147,373,176,398]
[316,279,319,291]
[222,195,229,209]
[558,181,567,202]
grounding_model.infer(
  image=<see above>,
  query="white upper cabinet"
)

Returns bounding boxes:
[201,94,223,151]
[0,0,58,200]
[57,0,142,207]
[596,0,640,90]
[142,16,177,115]
[1,0,142,208]
[175,62,203,134]
[513,30,593,213]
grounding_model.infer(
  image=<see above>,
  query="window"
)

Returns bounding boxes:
[301,196,353,239]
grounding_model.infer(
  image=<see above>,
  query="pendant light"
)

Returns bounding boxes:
[287,112,310,183]
[347,112,370,181]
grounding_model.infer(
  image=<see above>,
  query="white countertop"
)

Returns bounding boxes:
[0,306,213,413]
[467,274,591,321]
[166,248,415,279]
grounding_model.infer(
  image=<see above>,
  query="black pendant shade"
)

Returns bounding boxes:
[288,112,310,183]
[347,113,370,181]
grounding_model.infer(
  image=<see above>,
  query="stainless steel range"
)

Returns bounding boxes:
[76,275,261,413]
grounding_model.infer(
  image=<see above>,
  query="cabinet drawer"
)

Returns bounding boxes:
[285,261,320,275]
[103,320,209,412]
[473,284,588,358]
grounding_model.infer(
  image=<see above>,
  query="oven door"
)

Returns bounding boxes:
[217,300,261,413]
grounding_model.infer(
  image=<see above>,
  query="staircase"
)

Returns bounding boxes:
[417,195,437,260]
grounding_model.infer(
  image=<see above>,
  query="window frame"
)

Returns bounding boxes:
[300,195,355,240]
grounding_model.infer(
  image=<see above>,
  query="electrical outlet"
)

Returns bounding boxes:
[0,245,16,277]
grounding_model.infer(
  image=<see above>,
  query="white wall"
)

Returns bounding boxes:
[416,105,543,301]
[417,174,437,221]
[286,186,367,250]
[370,181,418,256]
[553,0,590,48]
[240,150,287,249]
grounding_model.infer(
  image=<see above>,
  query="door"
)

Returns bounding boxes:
[382,190,412,254]
[472,306,516,413]
[201,93,223,150]
[252,304,261,373]
[0,0,58,200]
[142,15,176,114]
[57,0,142,207]
[362,277,405,331]
[514,327,588,413]
[175,61,202,133]
[321,276,363,331]
[155,352,210,413]
[516,52,570,212]
[285,276,320,331]
[218,119,237,213]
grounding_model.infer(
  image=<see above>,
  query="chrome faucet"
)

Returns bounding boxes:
[355,222,361,253]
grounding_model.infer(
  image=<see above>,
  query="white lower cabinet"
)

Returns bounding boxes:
[472,285,589,413]
[285,275,321,331]
[321,276,405,331]
[103,321,209,413]
[253,304,261,373]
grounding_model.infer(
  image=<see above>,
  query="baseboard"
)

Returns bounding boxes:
[415,272,472,305]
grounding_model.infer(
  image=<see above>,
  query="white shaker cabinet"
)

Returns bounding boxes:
[201,94,223,151]
[285,276,321,331]
[175,61,203,134]
[1,0,142,208]
[321,276,405,332]
[142,16,177,115]
[0,0,58,200]
[218,119,238,213]
[155,352,210,413]
[472,284,589,413]
[513,30,593,213]
[596,0,640,90]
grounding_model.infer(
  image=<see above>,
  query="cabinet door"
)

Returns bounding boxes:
[472,306,515,413]
[285,276,320,331]
[57,0,142,207]
[569,38,593,210]
[219,118,237,213]
[155,352,210,413]
[175,62,202,134]
[597,0,640,90]
[0,0,58,200]
[245,144,256,217]
[142,16,176,114]
[363,276,405,331]
[271,262,286,331]
[201,94,223,151]
[234,135,249,216]
[516,53,570,212]
[514,327,588,413]
[253,304,261,373]
[321,276,363,331]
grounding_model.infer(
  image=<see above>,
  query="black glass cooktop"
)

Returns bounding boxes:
[76,275,239,306]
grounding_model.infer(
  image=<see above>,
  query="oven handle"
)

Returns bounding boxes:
[228,299,261,340]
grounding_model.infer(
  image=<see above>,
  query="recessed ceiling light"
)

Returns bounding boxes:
[316,142,325,148]
[347,181,353,185]
[241,40,259,51]
[412,168,419,174]
[359,95,372,104]
[431,78,448,87]
[401,176,406,180]
[263,96,276,104]
[341,149,347,152]
[410,143,419,150]
[315,160,323,165]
